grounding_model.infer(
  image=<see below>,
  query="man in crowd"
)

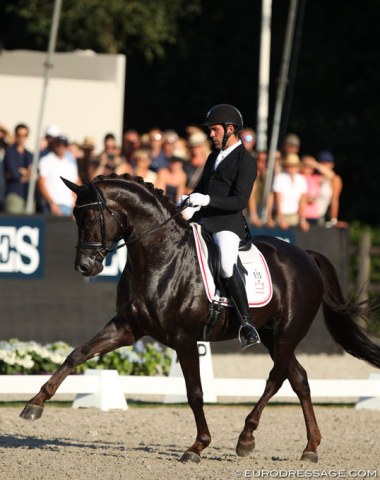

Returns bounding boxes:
[38,135,80,216]
[3,123,33,213]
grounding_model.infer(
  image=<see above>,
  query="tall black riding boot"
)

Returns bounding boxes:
[225,266,261,350]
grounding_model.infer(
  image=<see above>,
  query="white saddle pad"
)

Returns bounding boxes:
[191,223,273,308]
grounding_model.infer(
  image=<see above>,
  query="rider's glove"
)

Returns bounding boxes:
[189,193,210,207]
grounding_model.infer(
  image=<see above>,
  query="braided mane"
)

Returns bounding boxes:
[92,173,190,228]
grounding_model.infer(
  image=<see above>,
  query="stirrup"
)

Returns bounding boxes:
[238,324,261,350]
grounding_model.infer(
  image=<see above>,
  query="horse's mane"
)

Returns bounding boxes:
[93,173,190,229]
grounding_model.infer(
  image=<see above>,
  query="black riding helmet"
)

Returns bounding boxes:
[203,104,244,149]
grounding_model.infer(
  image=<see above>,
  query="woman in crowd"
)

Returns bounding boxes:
[268,153,310,232]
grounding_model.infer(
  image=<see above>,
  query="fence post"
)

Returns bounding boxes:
[357,231,371,304]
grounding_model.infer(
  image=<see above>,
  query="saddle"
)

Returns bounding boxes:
[199,225,251,295]
[191,223,273,340]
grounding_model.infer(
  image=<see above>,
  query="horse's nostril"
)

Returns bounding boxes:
[76,262,89,274]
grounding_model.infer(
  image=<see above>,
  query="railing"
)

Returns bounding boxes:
[1,371,379,411]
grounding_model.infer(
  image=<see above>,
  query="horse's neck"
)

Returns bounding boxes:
[125,224,194,277]
[114,185,196,277]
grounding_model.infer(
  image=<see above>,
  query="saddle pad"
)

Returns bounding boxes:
[191,223,273,308]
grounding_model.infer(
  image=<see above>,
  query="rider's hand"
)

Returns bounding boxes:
[189,193,210,207]
[181,205,201,221]
[176,195,189,207]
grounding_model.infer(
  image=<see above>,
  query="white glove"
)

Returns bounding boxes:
[189,193,210,207]
[176,194,189,207]
[181,205,201,221]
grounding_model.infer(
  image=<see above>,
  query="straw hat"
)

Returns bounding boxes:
[81,136,96,150]
[284,133,300,147]
[188,131,208,147]
[282,153,300,167]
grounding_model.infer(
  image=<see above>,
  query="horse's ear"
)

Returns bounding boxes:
[61,177,81,195]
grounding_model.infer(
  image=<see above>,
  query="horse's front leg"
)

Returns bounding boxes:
[176,341,211,463]
[20,316,139,421]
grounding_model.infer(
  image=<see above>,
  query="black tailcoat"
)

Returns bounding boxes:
[192,143,257,238]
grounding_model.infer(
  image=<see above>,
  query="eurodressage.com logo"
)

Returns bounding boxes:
[0,218,45,278]
[234,470,378,478]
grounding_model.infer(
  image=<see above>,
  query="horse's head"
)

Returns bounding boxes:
[61,177,126,277]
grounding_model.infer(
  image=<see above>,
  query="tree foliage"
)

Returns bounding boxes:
[3,0,201,60]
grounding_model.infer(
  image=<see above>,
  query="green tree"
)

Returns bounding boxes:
[3,0,201,60]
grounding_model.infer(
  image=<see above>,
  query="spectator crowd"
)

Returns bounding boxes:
[0,120,346,230]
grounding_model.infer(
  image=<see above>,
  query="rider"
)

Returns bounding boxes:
[181,104,260,350]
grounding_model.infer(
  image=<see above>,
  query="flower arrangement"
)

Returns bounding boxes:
[0,339,172,376]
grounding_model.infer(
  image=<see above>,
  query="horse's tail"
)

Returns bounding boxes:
[306,249,380,369]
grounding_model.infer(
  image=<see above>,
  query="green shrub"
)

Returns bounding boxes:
[0,339,172,376]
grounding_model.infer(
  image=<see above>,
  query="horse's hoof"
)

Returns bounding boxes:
[19,404,44,421]
[179,451,201,463]
[236,438,255,457]
[301,451,318,463]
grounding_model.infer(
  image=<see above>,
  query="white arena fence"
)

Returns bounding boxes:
[0,343,379,411]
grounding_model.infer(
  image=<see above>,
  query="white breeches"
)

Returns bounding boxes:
[213,230,240,278]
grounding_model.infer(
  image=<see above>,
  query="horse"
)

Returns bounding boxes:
[20,173,380,464]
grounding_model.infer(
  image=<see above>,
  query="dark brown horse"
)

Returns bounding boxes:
[20,174,380,463]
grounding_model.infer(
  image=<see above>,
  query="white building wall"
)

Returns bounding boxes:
[0,50,126,154]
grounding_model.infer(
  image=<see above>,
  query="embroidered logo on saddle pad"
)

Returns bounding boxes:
[191,223,273,308]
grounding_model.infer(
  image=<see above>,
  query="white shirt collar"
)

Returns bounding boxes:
[214,139,242,170]
[221,139,241,157]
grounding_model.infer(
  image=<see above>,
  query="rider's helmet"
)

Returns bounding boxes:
[203,104,244,129]
[203,104,244,149]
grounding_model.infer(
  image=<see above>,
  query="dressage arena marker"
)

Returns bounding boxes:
[72,369,128,411]
[355,373,380,410]
[163,342,217,403]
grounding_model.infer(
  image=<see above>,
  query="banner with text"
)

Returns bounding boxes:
[0,217,45,278]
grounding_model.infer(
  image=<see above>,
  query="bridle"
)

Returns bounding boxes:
[74,183,127,262]
[75,182,190,263]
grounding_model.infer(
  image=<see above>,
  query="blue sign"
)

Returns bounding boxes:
[0,217,45,279]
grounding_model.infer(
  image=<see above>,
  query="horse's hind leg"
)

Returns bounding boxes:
[236,328,294,457]
[287,355,321,462]
[20,316,139,421]
[236,354,291,457]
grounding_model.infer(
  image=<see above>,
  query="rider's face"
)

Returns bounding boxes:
[208,124,234,149]
[208,124,224,149]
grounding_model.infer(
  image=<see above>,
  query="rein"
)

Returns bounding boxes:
[75,184,189,261]
[122,199,189,247]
